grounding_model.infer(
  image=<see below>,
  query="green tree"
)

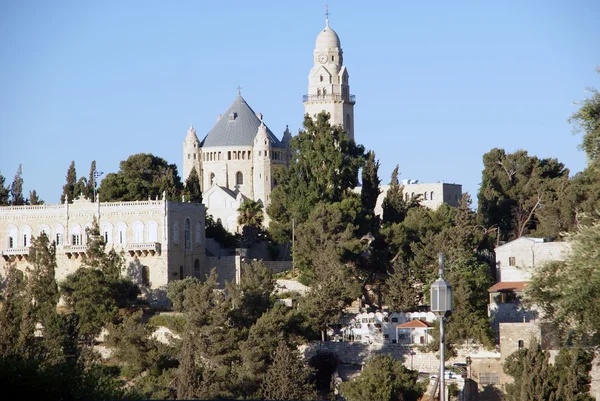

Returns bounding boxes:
[339,354,425,401]
[358,150,381,235]
[237,199,264,245]
[228,260,275,328]
[477,148,571,241]
[61,161,78,204]
[569,68,600,169]
[526,218,600,345]
[28,233,59,322]
[384,259,419,312]
[85,160,97,200]
[9,164,25,205]
[381,165,413,225]
[0,172,10,205]
[260,340,317,401]
[98,153,184,201]
[0,265,28,356]
[167,277,201,312]
[176,332,199,400]
[184,166,202,203]
[27,190,44,205]
[267,111,364,242]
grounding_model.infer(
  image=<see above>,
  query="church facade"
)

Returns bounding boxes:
[183,16,355,233]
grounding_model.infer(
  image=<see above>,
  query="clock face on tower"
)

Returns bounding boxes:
[318,53,328,64]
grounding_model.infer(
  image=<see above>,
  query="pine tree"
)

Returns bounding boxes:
[28,190,44,205]
[176,332,198,399]
[85,160,97,200]
[358,150,381,236]
[9,164,25,205]
[381,165,411,225]
[61,161,77,204]
[260,341,317,401]
[28,232,59,321]
[0,171,9,205]
[184,166,202,203]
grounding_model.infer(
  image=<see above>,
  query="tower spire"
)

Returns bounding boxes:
[325,5,330,25]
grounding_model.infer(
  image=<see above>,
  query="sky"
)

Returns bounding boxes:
[1,1,598,207]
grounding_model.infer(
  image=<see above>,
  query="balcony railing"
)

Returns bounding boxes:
[63,245,88,259]
[126,242,161,257]
[303,94,356,103]
[2,247,30,261]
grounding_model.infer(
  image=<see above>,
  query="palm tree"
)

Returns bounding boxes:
[237,199,264,228]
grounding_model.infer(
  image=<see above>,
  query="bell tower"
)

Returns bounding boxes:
[303,10,355,141]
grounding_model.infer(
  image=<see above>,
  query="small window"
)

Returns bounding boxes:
[509,257,516,266]
[228,151,231,160]
[236,171,243,185]
[391,317,398,323]
[187,154,190,160]
[193,153,196,160]
[331,55,334,61]
[424,192,428,200]
[383,334,389,339]
[9,237,14,248]
[56,233,62,246]
[383,317,389,322]
[184,218,191,250]
[194,259,200,278]
[72,234,81,246]
[430,191,434,200]
[518,340,524,350]
[320,75,323,82]
[179,265,184,280]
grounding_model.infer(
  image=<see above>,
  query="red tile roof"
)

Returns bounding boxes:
[396,320,432,329]
[488,281,528,292]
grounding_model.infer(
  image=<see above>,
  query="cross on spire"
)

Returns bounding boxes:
[325,5,330,21]
[236,85,242,95]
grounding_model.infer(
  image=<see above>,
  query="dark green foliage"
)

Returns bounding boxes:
[9,164,25,205]
[358,150,381,236]
[381,165,413,225]
[28,233,59,322]
[238,199,265,245]
[205,213,240,248]
[61,161,78,203]
[176,332,199,399]
[526,218,600,345]
[260,340,317,401]
[384,259,419,312]
[86,160,97,200]
[28,189,44,205]
[98,153,184,201]
[184,166,202,203]
[267,111,364,242]
[0,171,9,205]
[309,351,339,398]
[569,71,600,169]
[228,260,275,328]
[477,148,572,241]
[0,265,28,356]
[167,276,201,312]
[503,343,594,401]
[339,354,425,401]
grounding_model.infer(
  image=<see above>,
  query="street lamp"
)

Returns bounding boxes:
[430,253,452,401]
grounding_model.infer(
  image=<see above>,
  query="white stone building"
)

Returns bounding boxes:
[0,195,207,305]
[183,16,356,233]
[488,237,571,331]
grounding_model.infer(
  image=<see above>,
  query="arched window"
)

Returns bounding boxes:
[194,259,200,278]
[71,224,82,246]
[210,173,215,185]
[148,220,158,242]
[236,171,243,185]
[103,223,113,243]
[134,221,144,243]
[7,225,18,248]
[323,88,327,96]
[184,218,191,249]
[317,88,322,97]
[173,221,179,244]
[55,224,64,246]
[38,224,50,237]
[320,74,323,82]
[22,225,32,247]
[405,193,409,202]
[411,192,415,199]
[141,265,150,286]
[195,222,202,244]
[430,191,434,200]
[117,222,127,245]
[424,192,428,200]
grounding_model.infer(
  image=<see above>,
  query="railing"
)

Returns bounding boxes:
[2,247,30,260]
[303,94,356,103]
[125,242,161,256]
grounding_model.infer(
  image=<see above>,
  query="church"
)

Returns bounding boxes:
[182,15,356,233]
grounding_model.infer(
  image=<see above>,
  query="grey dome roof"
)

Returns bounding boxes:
[200,95,283,148]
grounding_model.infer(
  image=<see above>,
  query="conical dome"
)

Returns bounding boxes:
[315,19,340,50]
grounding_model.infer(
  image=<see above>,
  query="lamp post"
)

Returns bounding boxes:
[430,253,452,401]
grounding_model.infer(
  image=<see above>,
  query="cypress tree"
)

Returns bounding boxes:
[381,165,409,225]
[359,150,381,235]
[0,172,9,205]
[10,164,25,205]
[184,166,202,203]
[61,161,77,204]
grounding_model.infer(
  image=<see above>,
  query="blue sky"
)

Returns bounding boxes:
[1,1,598,206]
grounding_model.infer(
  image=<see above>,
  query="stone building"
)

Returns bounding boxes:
[0,194,206,305]
[183,16,356,233]
[488,237,571,332]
